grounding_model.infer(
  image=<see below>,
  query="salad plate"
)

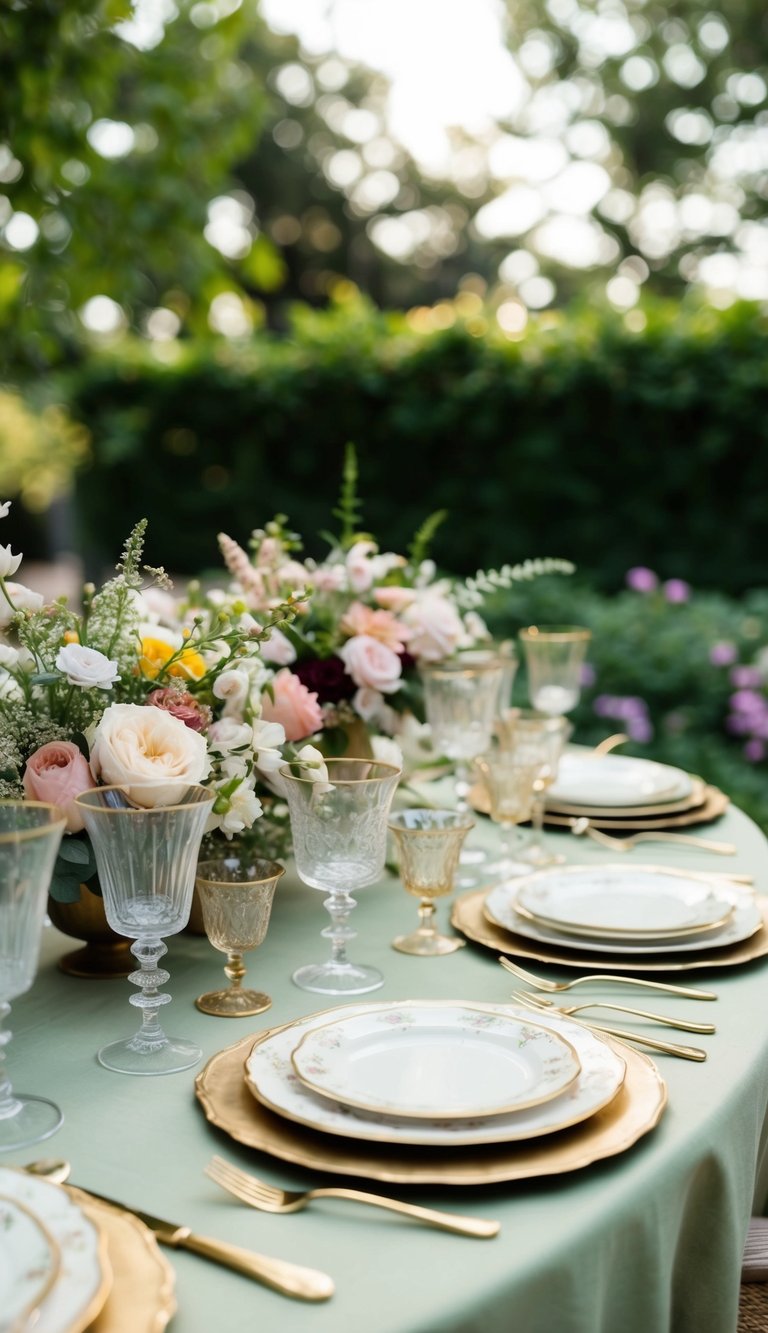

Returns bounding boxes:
[290,1002,581,1119]
[0,1194,60,1333]
[547,751,692,808]
[246,1000,625,1148]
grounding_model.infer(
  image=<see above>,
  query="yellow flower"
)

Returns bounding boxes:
[139,636,206,682]
[63,630,80,644]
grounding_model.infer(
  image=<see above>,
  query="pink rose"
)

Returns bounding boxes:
[261,668,324,742]
[147,687,211,733]
[338,634,402,694]
[373,586,416,612]
[23,741,95,833]
[402,593,465,662]
[340,602,410,652]
[260,627,297,666]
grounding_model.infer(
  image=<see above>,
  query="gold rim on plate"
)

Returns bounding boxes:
[452,887,768,973]
[0,1193,61,1330]
[469,778,709,822]
[68,1187,176,1333]
[512,897,735,942]
[543,785,729,832]
[194,1020,666,1186]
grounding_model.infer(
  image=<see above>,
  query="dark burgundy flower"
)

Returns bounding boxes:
[293,656,356,705]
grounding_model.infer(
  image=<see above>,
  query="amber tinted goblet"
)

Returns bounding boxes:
[195,858,285,1017]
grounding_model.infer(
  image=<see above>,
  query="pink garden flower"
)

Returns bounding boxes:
[338,634,403,694]
[261,668,324,742]
[23,741,95,832]
[340,602,411,652]
[147,687,211,732]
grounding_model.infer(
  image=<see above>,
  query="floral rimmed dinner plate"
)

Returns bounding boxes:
[485,878,761,957]
[0,1168,111,1333]
[512,865,736,941]
[290,1002,581,1120]
[547,751,692,808]
[0,1194,60,1333]
[246,1000,625,1147]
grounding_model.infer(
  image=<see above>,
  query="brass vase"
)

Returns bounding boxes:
[47,883,133,979]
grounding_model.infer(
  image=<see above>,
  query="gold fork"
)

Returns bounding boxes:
[569,817,737,856]
[511,992,708,1061]
[498,955,718,1000]
[205,1157,500,1239]
[508,989,716,1034]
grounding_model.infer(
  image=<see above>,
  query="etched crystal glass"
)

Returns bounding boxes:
[0,802,65,1150]
[195,857,285,1017]
[495,711,571,868]
[280,759,400,995]
[75,785,214,1075]
[473,753,540,880]
[388,809,474,956]
[519,625,591,717]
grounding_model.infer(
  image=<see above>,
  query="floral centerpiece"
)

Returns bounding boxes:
[0,507,306,901]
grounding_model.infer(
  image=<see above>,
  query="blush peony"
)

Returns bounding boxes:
[337,634,402,694]
[260,669,324,742]
[23,741,95,832]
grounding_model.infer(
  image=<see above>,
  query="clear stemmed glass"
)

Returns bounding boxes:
[0,801,66,1150]
[387,809,474,956]
[496,710,571,867]
[519,625,591,717]
[420,656,505,878]
[473,753,540,881]
[280,759,400,996]
[75,785,214,1075]
[195,857,285,1018]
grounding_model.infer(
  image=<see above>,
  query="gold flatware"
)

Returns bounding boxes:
[592,734,629,756]
[512,993,707,1061]
[24,1165,334,1302]
[24,1158,72,1184]
[498,955,718,1000]
[509,990,716,1034]
[569,817,736,856]
[205,1156,500,1238]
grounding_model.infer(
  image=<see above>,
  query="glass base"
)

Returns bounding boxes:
[392,929,465,956]
[0,1095,63,1151]
[519,842,565,869]
[98,1034,202,1075]
[195,988,272,1018]
[459,845,488,867]
[485,856,532,880]
[292,961,384,996]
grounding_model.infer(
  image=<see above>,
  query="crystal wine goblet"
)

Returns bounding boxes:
[0,801,65,1150]
[473,752,540,881]
[75,784,214,1075]
[519,625,591,717]
[495,710,571,867]
[195,857,285,1017]
[280,758,400,995]
[420,655,505,879]
[387,809,474,956]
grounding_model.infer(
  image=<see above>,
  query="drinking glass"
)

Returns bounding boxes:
[195,857,285,1017]
[519,626,591,717]
[280,759,400,995]
[0,802,65,1150]
[496,710,571,867]
[473,753,540,880]
[388,809,474,956]
[420,656,505,877]
[75,785,214,1075]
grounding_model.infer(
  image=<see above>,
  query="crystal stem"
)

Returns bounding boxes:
[529,783,546,856]
[224,951,245,991]
[321,891,357,967]
[454,761,470,815]
[127,937,172,1052]
[0,1000,21,1121]
[417,898,436,939]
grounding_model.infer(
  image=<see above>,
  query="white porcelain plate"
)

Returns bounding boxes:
[485,880,761,956]
[0,1168,111,1333]
[0,1194,59,1333]
[290,1003,581,1119]
[245,1001,626,1147]
[548,751,692,808]
[515,865,735,939]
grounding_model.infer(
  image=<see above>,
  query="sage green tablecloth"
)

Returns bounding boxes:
[7,804,768,1333]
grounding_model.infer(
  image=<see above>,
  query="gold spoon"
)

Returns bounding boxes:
[24,1159,72,1184]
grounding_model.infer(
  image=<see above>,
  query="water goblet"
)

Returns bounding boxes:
[387,809,474,955]
[280,758,400,996]
[0,801,65,1150]
[519,626,591,717]
[420,656,505,879]
[473,753,540,881]
[75,784,214,1075]
[195,857,285,1017]
[496,710,571,867]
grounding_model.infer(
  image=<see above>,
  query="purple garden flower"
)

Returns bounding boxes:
[579,662,596,688]
[744,738,766,763]
[709,641,738,667]
[625,567,658,593]
[730,665,763,689]
[663,579,691,604]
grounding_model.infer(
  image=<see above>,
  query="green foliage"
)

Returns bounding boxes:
[330,443,367,551]
[66,297,768,591]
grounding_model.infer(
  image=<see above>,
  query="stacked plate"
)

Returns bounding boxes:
[0,1167,175,1333]
[196,998,668,1186]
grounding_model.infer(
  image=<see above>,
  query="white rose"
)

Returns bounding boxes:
[90,703,210,806]
[0,582,44,629]
[402,593,465,662]
[56,643,120,690]
[208,718,253,753]
[212,667,250,717]
[0,545,22,578]
[260,627,297,666]
[345,541,377,593]
[338,634,402,695]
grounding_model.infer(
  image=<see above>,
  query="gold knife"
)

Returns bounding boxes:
[71,1185,335,1301]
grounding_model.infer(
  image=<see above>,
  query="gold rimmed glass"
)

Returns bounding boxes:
[495,710,571,868]
[74,784,214,1075]
[195,857,285,1017]
[519,626,591,717]
[388,809,474,955]
[473,753,540,880]
[0,802,66,1150]
[280,759,401,995]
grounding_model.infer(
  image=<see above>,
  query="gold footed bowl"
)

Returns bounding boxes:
[47,883,133,979]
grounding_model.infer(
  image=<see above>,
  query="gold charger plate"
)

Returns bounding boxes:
[451,888,768,973]
[468,782,728,832]
[195,1022,666,1187]
[67,1188,176,1333]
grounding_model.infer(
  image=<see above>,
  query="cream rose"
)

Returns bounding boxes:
[402,593,465,662]
[89,703,210,806]
[338,634,402,695]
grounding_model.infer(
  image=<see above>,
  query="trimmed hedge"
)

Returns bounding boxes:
[67,298,768,589]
